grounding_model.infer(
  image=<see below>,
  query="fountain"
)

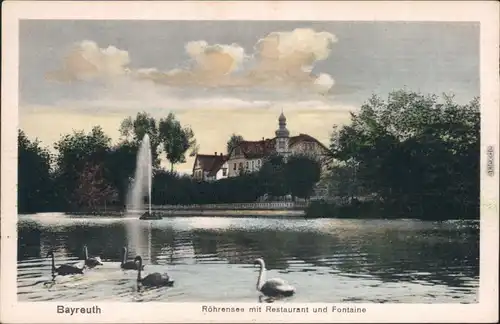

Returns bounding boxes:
[126,134,162,220]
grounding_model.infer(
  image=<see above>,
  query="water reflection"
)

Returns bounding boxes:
[17,215,479,303]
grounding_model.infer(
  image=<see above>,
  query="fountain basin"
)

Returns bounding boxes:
[139,211,162,220]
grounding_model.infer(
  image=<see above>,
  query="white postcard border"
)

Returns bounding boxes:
[1,1,499,323]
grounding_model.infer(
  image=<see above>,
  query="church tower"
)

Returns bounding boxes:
[275,111,290,157]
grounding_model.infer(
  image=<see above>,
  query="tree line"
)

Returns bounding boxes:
[18,89,480,220]
[18,112,322,213]
[18,112,198,213]
[318,90,480,220]
[151,154,321,205]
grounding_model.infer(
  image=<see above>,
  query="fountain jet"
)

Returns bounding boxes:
[126,134,161,221]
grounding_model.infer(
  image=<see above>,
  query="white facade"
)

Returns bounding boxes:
[192,154,229,182]
[207,161,229,181]
[195,112,330,180]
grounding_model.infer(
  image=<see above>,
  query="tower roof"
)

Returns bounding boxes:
[275,111,289,137]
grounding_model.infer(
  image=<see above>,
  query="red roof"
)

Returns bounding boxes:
[193,153,228,176]
[230,134,329,159]
[236,138,276,159]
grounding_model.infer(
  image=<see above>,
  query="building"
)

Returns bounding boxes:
[226,112,330,177]
[192,152,229,182]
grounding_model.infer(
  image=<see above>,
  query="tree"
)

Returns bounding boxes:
[258,155,288,198]
[284,155,321,200]
[104,141,140,205]
[18,130,54,213]
[73,163,118,211]
[325,160,365,204]
[53,126,111,208]
[328,90,479,219]
[226,134,244,154]
[159,112,198,172]
[119,112,161,166]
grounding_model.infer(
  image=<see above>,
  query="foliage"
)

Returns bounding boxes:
[284,155,321,200]
[104,141,139,205]
[304,200,385,219]
[258,155,288,198]
[53,126,111,209]
[119,112,161,166]
[17,130,54,213]
[158,112,198,172]
[325,160,367,204]
[226,134,244,154]
[72,163,118,211]
[155,154,321,204]
[19,122,323,210]
[119,111,199,171]
[18,89,479,221]
[151,170,264,205]
[328,90,479,219]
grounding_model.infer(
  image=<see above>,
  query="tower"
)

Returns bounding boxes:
[275,111,290,157]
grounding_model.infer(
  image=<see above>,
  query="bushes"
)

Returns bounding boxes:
[151,171,264,205]
[304,200,384,219]
[150,154,322,206]
[304,199,478,220]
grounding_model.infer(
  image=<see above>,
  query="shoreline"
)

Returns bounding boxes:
[58,202,309,218]
[19,202,478,221]
[18,210,480,222]
[63,209,306,218]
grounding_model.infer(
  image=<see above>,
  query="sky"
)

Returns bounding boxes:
[19,20,479,173]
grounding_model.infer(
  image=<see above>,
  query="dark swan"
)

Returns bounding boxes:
[120,247,144,270]
[47,250,84,276]
[254,258,295,301]
[82,245,103,268]
[134,256,174,288]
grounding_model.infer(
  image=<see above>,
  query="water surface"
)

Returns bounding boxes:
[17,214,479,303]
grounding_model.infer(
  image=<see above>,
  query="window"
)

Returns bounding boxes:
[251,161,255,169]
[278,140,285,149]
[258,159,261,166]
[239,162,243,170]
[235,147,241,155]
[233,163,236,170]
[222,168,227,176]
[246,161,249,169]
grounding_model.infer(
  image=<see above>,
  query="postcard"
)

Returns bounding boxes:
[1,1,499,323]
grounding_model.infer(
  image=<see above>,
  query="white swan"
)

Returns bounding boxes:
[253,258,295,300]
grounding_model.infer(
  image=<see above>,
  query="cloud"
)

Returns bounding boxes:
[185,41,246,74]
[46,40,131,82]
[249,28,338,92]
[47,28,338,96]
[314,73,336,94]
[134,40,248,87]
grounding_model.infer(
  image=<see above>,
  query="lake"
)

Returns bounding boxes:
[17,214,479,303]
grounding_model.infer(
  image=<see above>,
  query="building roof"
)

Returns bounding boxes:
[234,138,277,159]
[275,112,290,137]
[193,153,228,176]
[289,133,330,152]
[228,133,330,159]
